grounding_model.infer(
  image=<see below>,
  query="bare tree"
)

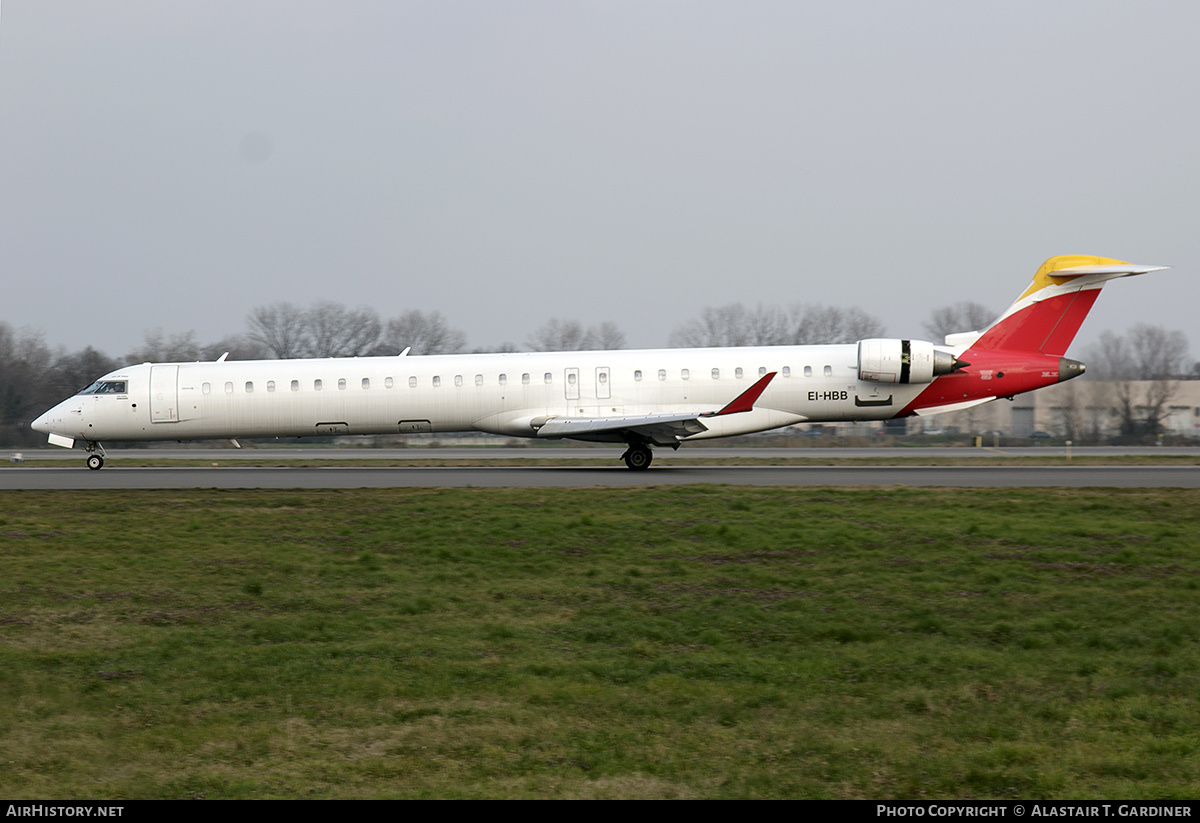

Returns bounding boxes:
[199,335,271,362]
[526,319,627,351]
[669,303,884,347]
[1085,324,1190,435]
[248,301,383,358]
[470,341,519,354]
[791,305,885,344]
[527,319,589,351]
[375,310,467,355]
[922,302,996,342]
[0,323,61,444]
[589,321,627,351]
[247,302,309,359]
[305,302,382,358]
[126,329,202,363]
[669,304,791,348]
[49,346,120,398]
[670,304,751,348]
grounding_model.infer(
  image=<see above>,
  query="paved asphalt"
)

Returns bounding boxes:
[4,464,1199,489]
[4,445,1199,489]
[7,446,1200,463]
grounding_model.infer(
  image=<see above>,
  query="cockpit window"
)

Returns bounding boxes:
[79,380,127,395]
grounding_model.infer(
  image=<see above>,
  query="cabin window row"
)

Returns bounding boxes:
[632,365,832,380]
[197,364,836,396]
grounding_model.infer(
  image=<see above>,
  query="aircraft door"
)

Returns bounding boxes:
[565,368,580,401]
[596,367,611,400]
[150,365,179,423]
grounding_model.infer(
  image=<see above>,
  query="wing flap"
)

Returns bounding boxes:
[536,412,709,446]
[535,372,779,445]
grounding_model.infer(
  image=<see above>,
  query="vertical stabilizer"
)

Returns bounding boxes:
[968,255,1167,356]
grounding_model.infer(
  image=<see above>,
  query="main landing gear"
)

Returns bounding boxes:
[621,444,653,471]
[84,442,106,470]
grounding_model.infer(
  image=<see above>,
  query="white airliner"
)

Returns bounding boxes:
[32,255,1165,470]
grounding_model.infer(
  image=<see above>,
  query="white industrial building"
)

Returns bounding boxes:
[908,379,1200,439]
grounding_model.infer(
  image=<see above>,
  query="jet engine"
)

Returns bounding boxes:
[857,338,959,384]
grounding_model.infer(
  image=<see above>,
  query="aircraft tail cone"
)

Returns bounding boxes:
[1058,358,1086,383]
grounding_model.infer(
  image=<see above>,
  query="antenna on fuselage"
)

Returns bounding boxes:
[215,352,229,362]
[399,347,411,357]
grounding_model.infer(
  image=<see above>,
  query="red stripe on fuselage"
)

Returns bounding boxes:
[895,350,1063,417]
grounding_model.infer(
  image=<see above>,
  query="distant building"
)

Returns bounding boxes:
[911,379,1200,439]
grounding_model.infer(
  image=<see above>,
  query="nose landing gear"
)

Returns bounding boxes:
[84,443,106,470]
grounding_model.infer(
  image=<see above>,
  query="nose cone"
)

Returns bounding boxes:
[32,399,80,436]
[31,410,51,434]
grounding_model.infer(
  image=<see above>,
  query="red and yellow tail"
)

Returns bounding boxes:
[968,255,1167,356]
[899,255,1166,417]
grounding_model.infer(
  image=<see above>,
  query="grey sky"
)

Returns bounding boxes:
[3,1,1197,359]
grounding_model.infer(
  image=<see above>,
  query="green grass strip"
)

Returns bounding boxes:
[1,487,1198,798]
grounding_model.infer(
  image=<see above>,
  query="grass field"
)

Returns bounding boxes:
[1,487,1198,799]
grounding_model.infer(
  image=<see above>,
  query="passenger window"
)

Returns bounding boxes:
[314,379,323,391]
[385,377,394,388]
[681,369,690,380]
[433,376,441,387]
[658,369,666,381]
[804,366,813,377]
[711,368,719,380]
[522,373,530,385]
[475,374,483,386]
[735,368,743,379]
[202,382,211,395]
[338,378,347,390]
[758,367,767,377]
[225,382,234,394]
[267,381,276,392]
[824,365,833,376]
[634,370,642,381]
[499,374,507,385]
[245,381,254,393]
[544,373,552,384]
[568,373,577,385]
[782,367,791,377]
[362,378,369,389]
[454,375,463,387]
[409,376,417,388]
[291,380,299,392]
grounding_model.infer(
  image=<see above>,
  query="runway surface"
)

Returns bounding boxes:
[8,446,1200,463]
[4,464,1200,489]
[5,445,1200,489]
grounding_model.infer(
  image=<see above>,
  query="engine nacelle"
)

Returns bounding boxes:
[857,338,957,384]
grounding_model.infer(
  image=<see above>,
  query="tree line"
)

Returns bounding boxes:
[1,298,1193,446]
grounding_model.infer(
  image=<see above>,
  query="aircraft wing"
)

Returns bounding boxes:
[535,411,711,445]
[534,372,777,446]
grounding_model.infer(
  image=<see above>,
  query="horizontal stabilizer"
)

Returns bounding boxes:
[1044,263,1168,278]
[971,255,1169,356]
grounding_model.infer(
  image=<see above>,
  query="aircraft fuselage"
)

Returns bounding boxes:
[37,344,936,445]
